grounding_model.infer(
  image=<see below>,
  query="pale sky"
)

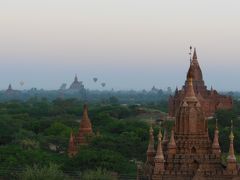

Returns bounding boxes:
[0,0,240,90]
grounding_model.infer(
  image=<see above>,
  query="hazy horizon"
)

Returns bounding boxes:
[1,0,240,91]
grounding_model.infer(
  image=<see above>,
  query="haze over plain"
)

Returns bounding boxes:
[0,0,239,90]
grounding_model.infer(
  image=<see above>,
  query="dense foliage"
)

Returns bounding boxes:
[0,98,166,179]
[0,98,239,179]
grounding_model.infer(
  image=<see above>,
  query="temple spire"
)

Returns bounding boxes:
[212,119,221,157]
[82,104,92,128]
[185,77,197,100]
[77,104,93,145]
[154,129,165,174]
[68,131,77,158]
[163,128,168,144]
[74,74,78,82]
[227,120,237,174]
[147,124,155,164]
[168,127,176,156]
[193,48,197,60]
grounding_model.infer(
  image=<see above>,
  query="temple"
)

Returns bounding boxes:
[138,74,239,179]
[138,49,239,179]
[69,75,85,90]
[168,48,232,117]
[68,104,93,157]
[6,84,14,94]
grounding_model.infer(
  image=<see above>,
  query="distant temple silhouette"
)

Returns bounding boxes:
[138,48,239,180]
[6,84,13,94]
[69,75,85,90]
[168,48,232,118]
[68,104,93,157]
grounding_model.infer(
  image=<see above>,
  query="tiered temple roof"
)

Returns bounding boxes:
[69,75,84,90]
[68,104,93,157]
[169,48,233,117]
[139,48,239,180]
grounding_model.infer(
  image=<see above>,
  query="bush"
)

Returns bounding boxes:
[81,168,117,180]
[19,163,71,180]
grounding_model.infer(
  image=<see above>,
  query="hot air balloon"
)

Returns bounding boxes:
[93,77,98,83]
[19,81,24,86]
[101,82,106,87]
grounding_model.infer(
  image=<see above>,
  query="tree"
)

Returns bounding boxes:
[81,168,117,180]
[19,163,71,180]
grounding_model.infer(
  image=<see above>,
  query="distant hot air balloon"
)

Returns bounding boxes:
[19,81,24,86]
[101,82,106,87]
[93,77,98,83]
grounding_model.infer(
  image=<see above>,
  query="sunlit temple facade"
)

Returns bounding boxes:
[138,49,239,180]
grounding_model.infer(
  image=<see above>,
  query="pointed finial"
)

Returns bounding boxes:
[74,74,78,81]
[83,103,87,110]
[229,120,234,141]
[153,128,165,174]
[149,122,154,134]
[147,124,155,163]
[68,130,77,157]
[212,118,221,156]
[193,48,197,60]
[227,119,237,170]
[216,118,218,130]
[168,127,176,155]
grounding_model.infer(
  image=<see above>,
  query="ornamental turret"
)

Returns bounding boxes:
[227,120,238,174]
[68,131,77,158]
[147,125,156,165]
[212,119,221,157]
[154,129,165,175]
[167,128,176,156]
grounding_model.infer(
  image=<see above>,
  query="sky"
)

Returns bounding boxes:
[0,0,240,91]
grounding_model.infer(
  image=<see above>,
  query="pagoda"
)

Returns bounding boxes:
[138,74,240,179]
[68,104,93,157]
[169,48,232,117]
[69,75,85,90]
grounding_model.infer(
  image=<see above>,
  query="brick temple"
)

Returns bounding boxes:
[68,104,93,157]
[168,48,232,118]
[138,75,240,179]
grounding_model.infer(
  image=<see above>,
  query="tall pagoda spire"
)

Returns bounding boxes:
[154,129,165,175]
[77,104,93,145]
[68,131,77,158]
[192,47,197,60]
[74,74,78,82]
[212,118,221,157]
[227,120,237,174]
[186,47,203,82]
[147,125,156,164]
